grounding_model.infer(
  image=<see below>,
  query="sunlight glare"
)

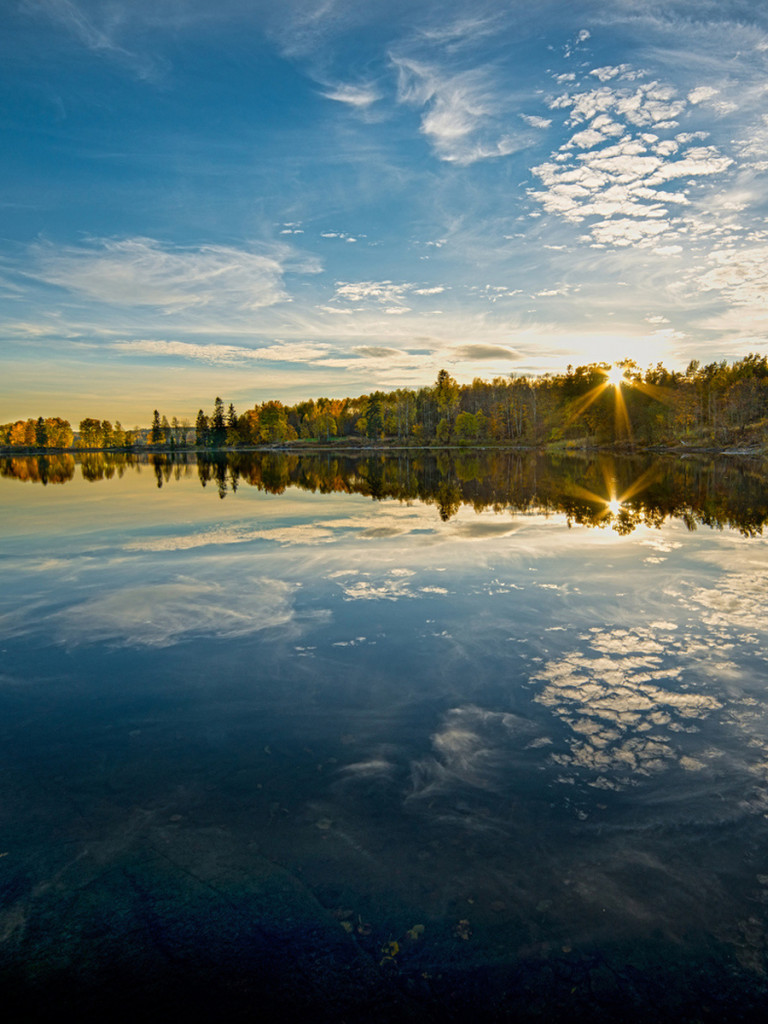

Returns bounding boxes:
[605,365,626,388]
[607,499,623,516]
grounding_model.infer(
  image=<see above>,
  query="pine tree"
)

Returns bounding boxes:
[151,409,162,444]
[211,397,225,446]
[195,410,210,447]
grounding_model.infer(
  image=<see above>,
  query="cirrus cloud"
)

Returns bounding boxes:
[30,236,320,313]
[112,339,331,364]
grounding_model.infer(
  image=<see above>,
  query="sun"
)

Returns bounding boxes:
[605,364,626,388]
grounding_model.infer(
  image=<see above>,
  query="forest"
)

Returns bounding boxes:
[2,354,768,452]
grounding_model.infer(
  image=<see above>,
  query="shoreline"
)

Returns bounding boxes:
[1,440,766,459]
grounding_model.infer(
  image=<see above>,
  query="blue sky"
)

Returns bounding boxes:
[3,0,768,424]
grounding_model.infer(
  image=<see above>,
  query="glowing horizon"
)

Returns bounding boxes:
[2,2,768,423]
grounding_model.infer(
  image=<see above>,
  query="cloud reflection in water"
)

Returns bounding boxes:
[52,578,299,647]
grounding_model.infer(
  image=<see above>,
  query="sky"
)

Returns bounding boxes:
[3,0,768,425]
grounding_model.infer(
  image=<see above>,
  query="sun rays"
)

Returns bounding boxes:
[565,363,634,439]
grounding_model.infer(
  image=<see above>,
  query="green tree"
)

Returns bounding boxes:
[151,410,162,444]
[195,410,210,446]
[454,410,479,443]
[35,416,48,448]
[226,403,240,446]
[435,417,451,443]
[362,393,384,438]
[314,397,337,441]
[211,397,226,446]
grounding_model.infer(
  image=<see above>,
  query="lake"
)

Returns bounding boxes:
[1,450,767,1021]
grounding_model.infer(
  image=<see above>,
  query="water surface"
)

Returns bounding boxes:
[2,452,767,1021]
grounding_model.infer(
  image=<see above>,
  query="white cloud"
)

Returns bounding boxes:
[318,304,355,315]
[688,85,718,104]
[321,82,381,107]
[520,114,552,129]
[534,287,570,297]
[112,339,331,364]
[392,55,524,165]
[563,28,591,59]
[589,218,671,248]
[321,280,452,319]
[550,80,685,128]
[589,64,642,83]
[693,242,768,308]
[417,14,501,47]
[31,237,319,313]
[333,279,413,304]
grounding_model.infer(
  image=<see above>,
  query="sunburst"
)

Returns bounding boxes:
[567,460,660,531]
[565,363,633,438]
[605,365,626,388]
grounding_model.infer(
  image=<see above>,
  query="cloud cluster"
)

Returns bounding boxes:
[528,557,768,793]
[533,626,722,785]
[326,278,446,315]
[530,70,734,251]
[337,567,417,601]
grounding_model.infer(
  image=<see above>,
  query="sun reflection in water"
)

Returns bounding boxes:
[566,460,661,531]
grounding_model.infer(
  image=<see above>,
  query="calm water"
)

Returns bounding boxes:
[1,451,768,1021]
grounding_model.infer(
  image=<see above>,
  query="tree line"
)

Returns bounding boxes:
[3,354,768,452]
[177,354,768,449]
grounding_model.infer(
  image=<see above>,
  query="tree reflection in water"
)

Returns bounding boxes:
[2,449,767,535]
